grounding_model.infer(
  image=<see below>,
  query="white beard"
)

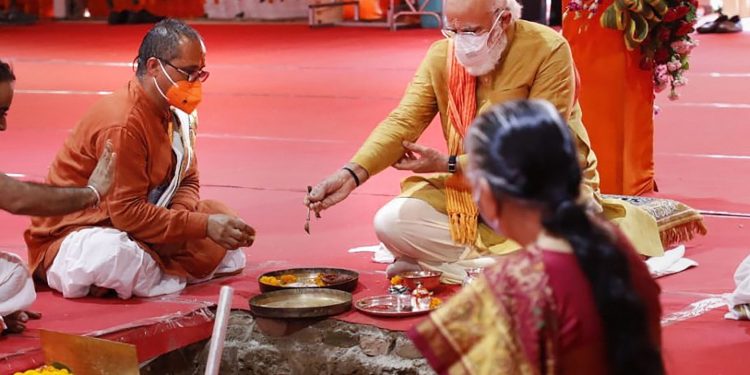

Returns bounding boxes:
[459,34,508,77]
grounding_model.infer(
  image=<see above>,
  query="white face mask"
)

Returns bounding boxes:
[453,11,508,77]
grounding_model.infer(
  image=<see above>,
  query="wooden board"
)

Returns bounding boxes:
[40,330,139,375]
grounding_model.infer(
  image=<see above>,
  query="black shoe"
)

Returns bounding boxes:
[107,10,128,25]
[0,10,38,25]
[127,9,164,24]
[716,15,743,33]
[697,14,728,33]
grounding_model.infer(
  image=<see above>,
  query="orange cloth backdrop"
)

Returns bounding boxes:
[4,0,53,18]
[345,0,402,20]
[86,0,206,18]
[12,1,398,23]
[562,0,657,196]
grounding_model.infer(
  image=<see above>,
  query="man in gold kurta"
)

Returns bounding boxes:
[306,0,663,283]
[25,19,256,299]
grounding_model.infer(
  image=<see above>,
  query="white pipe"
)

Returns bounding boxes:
[205,286,234,375]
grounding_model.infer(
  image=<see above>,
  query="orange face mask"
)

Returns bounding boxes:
[155,61,202,114]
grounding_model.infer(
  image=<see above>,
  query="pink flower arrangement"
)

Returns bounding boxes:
[654,65,673,93]
[565,0,699,103]
[641,0,699,101]
[667,60,682,72]
[671,39,698,55]
[565,0,603,19]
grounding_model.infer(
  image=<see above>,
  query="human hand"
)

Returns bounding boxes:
[207,214,256,249]
[305,168,362,215]
[87,140,117,199]
[392,141,449,174]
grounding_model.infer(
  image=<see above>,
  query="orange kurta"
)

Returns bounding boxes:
[562,2,656,195]
[24,79,229,281]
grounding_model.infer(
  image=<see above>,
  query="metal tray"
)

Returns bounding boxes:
[258,267,359,293]
[354,295,437,318]
[249,288,352,319]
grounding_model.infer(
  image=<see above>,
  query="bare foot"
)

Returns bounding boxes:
[89,285,116,298]
[2,310,42,334]
[386,258,422,278]
[213,268,243,279]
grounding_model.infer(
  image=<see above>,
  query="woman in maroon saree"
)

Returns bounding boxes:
[408,100,664,375]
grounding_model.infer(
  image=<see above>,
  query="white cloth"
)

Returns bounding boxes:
[0,251,36,330]
[373,197,499,284]
[724,255,750,320]
[156,109,195,208]
[48,227,246,299]
[723,0,750,18]
[348,244,396,264]
[645,245,698,278]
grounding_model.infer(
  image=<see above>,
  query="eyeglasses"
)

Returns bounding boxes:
[441,10,506,39]
[161,59,210,83]
[441,29,478,39]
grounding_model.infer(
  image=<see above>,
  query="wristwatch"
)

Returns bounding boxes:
[448,155,457,173]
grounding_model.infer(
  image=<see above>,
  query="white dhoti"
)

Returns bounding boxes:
[725,255,750,320]
[374,198,499,284]
[47,227,246,299]
[0,251,36,330]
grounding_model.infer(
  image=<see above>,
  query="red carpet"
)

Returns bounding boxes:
[0,22,749,373]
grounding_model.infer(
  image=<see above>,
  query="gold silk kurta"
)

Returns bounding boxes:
[351,20,663,257]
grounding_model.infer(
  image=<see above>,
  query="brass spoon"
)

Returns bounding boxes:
[305,186,312,234]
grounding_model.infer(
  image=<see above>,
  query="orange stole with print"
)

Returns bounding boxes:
[445,43,479,245]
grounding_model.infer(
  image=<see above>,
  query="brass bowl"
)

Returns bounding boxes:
[249,288,352,319]
[398,270,442,291]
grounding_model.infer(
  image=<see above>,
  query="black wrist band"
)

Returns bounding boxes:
[343,167,361,187]
[448,155,457,173]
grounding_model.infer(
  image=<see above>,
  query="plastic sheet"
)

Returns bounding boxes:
[661,296,726,326]
[86,307,214,337]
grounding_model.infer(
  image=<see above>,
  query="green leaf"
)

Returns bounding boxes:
[51,362,73,371]
[600,6,620,30]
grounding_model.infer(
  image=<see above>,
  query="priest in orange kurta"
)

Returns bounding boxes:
[24,19,255,299]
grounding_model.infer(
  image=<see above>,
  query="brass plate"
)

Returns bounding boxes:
[250,288,352,319]
[258,267,359,293]
[354,295,436,318]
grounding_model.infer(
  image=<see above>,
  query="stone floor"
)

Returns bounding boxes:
[142,311,434,375]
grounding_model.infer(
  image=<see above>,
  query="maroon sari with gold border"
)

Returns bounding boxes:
[408,248,559,375]
[408,224,662,375]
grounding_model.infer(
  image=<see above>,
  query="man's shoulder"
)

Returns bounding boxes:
[426,38,449,53]
[423,38,449,66]
[79,83,147,133]
[512,20,568,52]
